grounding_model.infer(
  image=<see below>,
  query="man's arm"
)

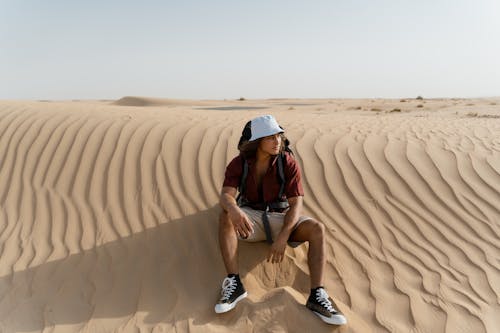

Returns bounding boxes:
[267,196,303,263]
[219,186,239,213]
[220,186,254,238]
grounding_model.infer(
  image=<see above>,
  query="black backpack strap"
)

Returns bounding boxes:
[237,157,249,205]
[262,153,289,244]
[262,207,273,244]
[276,153,286,199]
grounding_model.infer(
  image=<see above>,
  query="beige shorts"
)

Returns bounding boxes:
[239,206,312,248]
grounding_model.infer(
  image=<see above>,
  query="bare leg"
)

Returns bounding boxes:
[219,211,239,275]
[289,219,325,288]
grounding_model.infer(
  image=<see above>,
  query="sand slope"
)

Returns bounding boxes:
[0,98,499,333]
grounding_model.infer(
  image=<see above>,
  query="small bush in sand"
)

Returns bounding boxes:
[400,99,407,102]
[467,112,500,118]
[238,97,246,101]
[288,107,295,110]
[417,104,424,108]
[466,103,475,106]
[416,96,424,100]
[371,108,382,112]
[355,106,362,110]
[389,108,402,113]
[490,102,497,105]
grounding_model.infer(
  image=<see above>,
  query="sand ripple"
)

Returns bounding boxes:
[0,99,499,333]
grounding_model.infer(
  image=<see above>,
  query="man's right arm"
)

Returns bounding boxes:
[220,186,254,238]
[219,186,239,213]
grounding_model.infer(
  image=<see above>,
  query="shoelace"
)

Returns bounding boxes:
[220,277,237,301]
[316,288,336,313]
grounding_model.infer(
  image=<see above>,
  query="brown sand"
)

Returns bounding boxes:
[0,97,499,333]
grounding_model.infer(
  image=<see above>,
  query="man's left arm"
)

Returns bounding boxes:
[267,196,303,263]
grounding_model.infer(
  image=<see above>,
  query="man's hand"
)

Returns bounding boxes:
[266,196,304,264]
[220,187,254,239]
[267,235,287,263]
[228,206,254,239]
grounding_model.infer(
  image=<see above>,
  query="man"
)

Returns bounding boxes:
[215,115,346,326]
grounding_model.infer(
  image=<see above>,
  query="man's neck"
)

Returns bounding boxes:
[256,149,272,164]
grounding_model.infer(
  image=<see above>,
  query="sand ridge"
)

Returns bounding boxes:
[0,98,499,332]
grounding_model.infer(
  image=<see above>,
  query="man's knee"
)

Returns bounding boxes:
[308,219,325,241]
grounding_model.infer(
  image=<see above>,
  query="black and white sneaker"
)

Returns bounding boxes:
[306,287,347,325]
[214,275,248,313]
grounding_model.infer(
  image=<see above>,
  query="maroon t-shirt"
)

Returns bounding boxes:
[223,152,304,206]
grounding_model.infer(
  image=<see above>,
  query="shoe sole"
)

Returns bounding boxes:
[214,292,248,314]
[311,311,347,325]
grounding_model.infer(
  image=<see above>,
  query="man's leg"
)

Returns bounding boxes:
[219,210,239,274]
[289,219,325,288]
[289,219,347,325]
[215,210,247,314]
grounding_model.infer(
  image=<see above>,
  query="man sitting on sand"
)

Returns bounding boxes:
[214,115,347,325]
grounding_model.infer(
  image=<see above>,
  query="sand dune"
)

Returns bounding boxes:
[0,98,499,333]
[113,96,221,107]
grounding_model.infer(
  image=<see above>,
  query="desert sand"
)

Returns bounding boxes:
[0,97,499,333]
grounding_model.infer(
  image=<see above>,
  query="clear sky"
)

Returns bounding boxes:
[1,0,499,100]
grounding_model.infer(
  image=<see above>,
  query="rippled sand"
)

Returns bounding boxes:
[0,97,499,332]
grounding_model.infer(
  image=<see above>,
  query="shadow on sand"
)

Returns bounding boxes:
[0,206,345,332]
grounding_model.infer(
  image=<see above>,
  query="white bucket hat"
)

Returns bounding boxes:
[249,115,284,141]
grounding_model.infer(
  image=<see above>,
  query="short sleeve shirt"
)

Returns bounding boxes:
[223,152,304,205]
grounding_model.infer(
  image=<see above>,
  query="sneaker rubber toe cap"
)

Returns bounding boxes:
[214,292,248,314]
[315,312,347,325]
[214,302,234,314]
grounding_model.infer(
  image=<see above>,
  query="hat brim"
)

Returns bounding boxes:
[249,128,284,141]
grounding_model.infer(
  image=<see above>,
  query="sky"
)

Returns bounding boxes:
[1,0,499,100]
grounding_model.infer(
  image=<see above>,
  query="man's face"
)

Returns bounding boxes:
[258,133,282,156]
